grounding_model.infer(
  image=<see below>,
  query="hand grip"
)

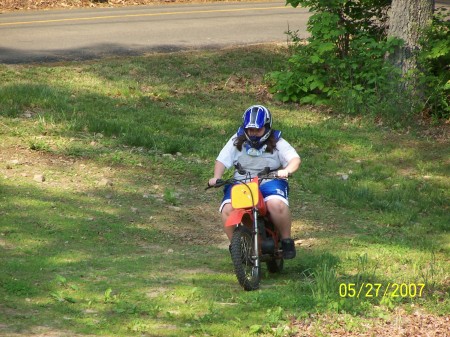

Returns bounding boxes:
[206,178,225,190]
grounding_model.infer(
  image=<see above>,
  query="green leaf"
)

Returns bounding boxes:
[444,80,450,90]
[50,291,64,302]
[300,94,318,104]
[55,275,67,285]
[249,324,263,334]
[104,288,113,302]
[310,54,322,63]
[310,80,325,91]
[318,42,335,53]
[64,296,76,303]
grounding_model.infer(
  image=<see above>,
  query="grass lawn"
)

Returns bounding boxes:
[0,44,449,336]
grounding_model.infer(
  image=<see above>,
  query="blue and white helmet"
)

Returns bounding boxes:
[241,105,273,148]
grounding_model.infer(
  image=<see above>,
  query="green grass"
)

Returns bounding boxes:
[0,44,449,336]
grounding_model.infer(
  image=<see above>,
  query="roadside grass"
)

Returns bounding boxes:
[0,45,449,336]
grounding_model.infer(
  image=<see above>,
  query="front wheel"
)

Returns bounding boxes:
[230,226,260,291]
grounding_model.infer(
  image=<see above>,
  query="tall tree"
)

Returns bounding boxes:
[387,0,434,80]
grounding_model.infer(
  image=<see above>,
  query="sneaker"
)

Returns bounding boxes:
[281,238,296,259]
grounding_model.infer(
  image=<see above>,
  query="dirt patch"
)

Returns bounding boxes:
[0,328,99,337]
[292,308,450,337]
[0,139,228,250]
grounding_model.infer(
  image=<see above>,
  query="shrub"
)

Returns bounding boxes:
[270,0,449,119]
[416,8,450,119]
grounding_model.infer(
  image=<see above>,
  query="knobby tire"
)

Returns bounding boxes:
[230,226,260,291]
[262,221,284,273]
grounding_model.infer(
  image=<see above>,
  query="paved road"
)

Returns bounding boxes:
[0,1,310,63]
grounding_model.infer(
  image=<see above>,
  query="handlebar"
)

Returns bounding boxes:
[205,178,228,190]
[205,169,291,190]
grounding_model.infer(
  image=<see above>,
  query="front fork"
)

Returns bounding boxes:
[252,207,260,269]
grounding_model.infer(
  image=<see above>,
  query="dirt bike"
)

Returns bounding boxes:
[207,167,290,291]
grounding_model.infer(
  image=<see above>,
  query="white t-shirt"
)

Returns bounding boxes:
[216,133,300,178]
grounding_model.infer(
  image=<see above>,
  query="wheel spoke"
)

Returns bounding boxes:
[230,226,260,291]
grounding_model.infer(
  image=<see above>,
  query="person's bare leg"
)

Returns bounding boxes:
[266,199,292,239]
[266,199,296,259]
[221,203,235,241]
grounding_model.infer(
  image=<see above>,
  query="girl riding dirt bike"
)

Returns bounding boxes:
[207,105,301,290]
[207,167,294,290]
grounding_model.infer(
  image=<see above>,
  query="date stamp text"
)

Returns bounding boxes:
[339,283,425,298]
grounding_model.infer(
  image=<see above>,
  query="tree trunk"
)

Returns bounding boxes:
[387,0,433,78]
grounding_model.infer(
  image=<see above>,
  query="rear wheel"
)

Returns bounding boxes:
[230,226,260,291]
[263,222,284,273]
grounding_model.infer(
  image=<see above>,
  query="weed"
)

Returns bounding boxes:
[29,138,51,152]
[312,263,338,302]
[355,253,378,283]
[163,187,179,206]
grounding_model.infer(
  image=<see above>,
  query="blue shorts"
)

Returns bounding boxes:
[219,179,289,212]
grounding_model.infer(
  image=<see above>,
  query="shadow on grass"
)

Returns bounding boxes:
[0,178,228,334]
[0,43,230,64]
[0,175,344,336]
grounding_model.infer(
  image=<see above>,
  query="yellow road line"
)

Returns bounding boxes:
[0,6,287,26]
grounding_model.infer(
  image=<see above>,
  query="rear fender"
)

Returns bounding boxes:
[225,209,253,227]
